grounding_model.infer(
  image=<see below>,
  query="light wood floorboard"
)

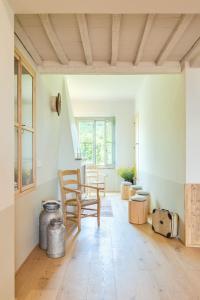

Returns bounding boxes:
[16,194,200,300]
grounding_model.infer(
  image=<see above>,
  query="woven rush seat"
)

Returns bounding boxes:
[89,180,105,185]
[65,198,98,207]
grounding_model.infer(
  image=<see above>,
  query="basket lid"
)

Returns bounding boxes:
[130,185,142,190]
[131,195,147,202]
[121,181,132,186]
[137,190,150,195]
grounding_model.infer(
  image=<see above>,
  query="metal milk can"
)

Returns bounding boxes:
[47,218,65,258]
[39,201,62,250]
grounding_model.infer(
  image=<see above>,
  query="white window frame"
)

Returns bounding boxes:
[76,117,115,168]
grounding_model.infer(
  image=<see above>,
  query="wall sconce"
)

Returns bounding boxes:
[51,93,61,116]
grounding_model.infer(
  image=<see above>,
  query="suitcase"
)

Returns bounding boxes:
[152,209,179,238]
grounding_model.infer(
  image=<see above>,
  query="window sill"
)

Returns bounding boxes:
[15,185,36,199]
[95,166,116,170]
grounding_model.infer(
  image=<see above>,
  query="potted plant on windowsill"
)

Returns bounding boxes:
[118,167,136,200]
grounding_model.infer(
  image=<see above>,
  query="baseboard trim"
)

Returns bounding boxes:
[15,243,39,274]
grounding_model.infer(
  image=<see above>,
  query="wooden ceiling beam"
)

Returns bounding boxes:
[111,14,122,65]
[39,14,68,64]
[76,14,93,65]
[157,14,194,65]
[14,18,42,65]
[134,14,155,65]
[38,60,181,74]
[180,35,200,67]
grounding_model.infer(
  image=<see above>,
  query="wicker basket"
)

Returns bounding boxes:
[128,195,148,224]
[121,181,132,200]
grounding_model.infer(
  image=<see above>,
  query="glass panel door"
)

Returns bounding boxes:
[95,120,105,166]
[22,65,33,128]
[14,57,19,124]
[14,51,36,194]
[79,121,94,164]
[105,120,113,166]
[22,130,33,187]
[14,127,19,191]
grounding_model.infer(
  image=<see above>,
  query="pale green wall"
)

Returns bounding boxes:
[185,68,200,183]
[15,64,78,270]
[136,74,186,241]
[15,74,66,270]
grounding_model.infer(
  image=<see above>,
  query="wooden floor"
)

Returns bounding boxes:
[16,194,200,300]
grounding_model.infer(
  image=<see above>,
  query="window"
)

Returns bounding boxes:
[14,51,36,194]
[77,117,115,167]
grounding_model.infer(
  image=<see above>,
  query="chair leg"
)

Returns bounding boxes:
[77,203,81,232]
[63,213,67,227]
[97,202,100,226]
[63,205,67,227]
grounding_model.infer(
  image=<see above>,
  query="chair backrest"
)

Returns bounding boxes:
[86,165,99,183]
[58,169,81,208]
[86,165,106,184]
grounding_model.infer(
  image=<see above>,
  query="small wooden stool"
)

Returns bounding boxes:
[128,195,148,224]
[121,181,132,200]
[129,185,143,199]
[137,190,151,213]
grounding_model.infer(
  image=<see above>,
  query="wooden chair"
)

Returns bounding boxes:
[86,165,106,196]
[58,169,102,231]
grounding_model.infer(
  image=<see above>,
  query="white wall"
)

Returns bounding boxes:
[185,68,200,183]
[72,100,135,191]
[0,0,14,299]
[63,78,81,159]
[136,74,186,241]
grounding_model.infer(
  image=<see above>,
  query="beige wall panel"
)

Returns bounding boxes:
[0,205,15,300]
[0,0,15,299]
[185,184,200,247]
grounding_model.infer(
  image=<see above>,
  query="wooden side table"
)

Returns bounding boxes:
[128,195,148,224]
[121,182,132,200]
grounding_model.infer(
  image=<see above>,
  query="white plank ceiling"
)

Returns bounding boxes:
[15,14,200,74]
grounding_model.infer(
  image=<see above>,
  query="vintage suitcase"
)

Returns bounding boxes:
[152,209,179,238]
